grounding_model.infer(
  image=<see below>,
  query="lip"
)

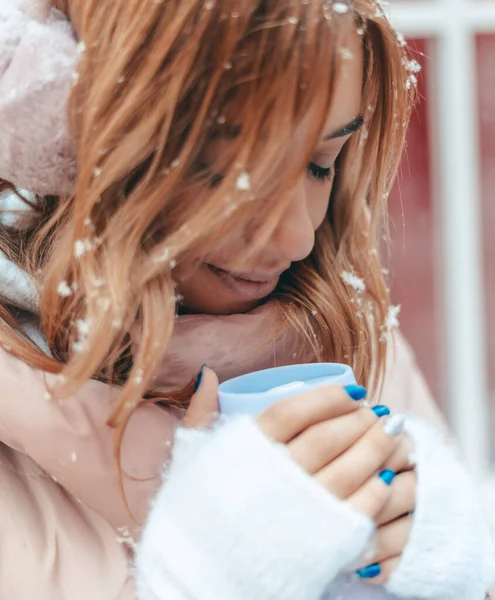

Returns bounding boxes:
[207,264,281,301]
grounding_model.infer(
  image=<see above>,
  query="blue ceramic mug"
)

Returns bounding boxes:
[218,363,356,416]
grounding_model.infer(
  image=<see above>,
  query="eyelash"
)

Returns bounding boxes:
[198,160,334,186]
[307,162,334,182]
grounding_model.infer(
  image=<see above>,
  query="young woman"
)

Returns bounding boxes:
[0,0,493,598]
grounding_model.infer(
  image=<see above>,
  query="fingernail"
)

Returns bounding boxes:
[379,469,396,485]
[383,413,405,437]
[344,385,367,401]
[356,563,381,579]
[194,365,206,392]
[372,405,390,418]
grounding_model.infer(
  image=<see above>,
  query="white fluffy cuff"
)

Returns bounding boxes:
[135,416,373,600]
[386,417,495,599]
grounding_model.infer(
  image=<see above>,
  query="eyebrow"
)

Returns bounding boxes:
[323,114,364,140]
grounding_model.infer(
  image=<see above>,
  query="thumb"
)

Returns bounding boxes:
[182,366,220,429]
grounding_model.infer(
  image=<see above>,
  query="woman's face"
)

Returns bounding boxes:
[175,29,364,316]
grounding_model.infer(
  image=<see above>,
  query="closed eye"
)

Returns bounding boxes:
[307,162,334,182]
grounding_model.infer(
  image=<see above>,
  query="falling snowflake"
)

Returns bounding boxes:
[57,281,73,297]
[404,59,422,74]
[406,74,418,90]
[236,171,251,191]
[134,368,144,386]
[341,271,366,294]
[75,318,90,337]
[396,32,406,47]
[73,318,91,353]
[385,304,400,329]
[74,238,94,258]
[380,304,401,342]
[72,341,85,353]
[287,16,298,24]
[333,2,350,14]
[339,47,353,60]
[70,451,78,463]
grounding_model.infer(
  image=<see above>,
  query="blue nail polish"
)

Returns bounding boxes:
[372,405,391,418]
[344,385,367,401]
[356,563,381,579]
[379,469,396,486]
[194,365,206,392]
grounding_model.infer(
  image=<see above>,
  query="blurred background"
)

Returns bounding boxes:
[386,0,495,481]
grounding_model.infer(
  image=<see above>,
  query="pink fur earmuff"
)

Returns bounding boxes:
[0,0,77,196]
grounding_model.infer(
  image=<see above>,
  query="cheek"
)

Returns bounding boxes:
[306,178,335,230]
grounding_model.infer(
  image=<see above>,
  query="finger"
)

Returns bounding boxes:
[257,384,366,444]
[355,515,412,569]
[182,367,220,429]
[315,415,405,498]
[363,556,401,585]
[376,470,417,525]
[382,433,415,473]
[346,473,394,519]
[288,407,378,474]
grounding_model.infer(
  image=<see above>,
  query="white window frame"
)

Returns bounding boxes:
[388,0,495,475]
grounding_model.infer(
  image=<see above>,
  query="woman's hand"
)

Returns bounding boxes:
[256,383,406,521]
[188,367,416,578]
[353,434,418,583]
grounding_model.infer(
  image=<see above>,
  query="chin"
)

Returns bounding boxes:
[180,296,259,315]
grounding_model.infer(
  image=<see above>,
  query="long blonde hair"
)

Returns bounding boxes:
[0,0,414,443]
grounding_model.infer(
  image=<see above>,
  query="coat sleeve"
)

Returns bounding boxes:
[0,346,179,540]
[0,0,76,195]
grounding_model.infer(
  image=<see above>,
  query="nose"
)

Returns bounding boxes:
[265,178,315,264]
